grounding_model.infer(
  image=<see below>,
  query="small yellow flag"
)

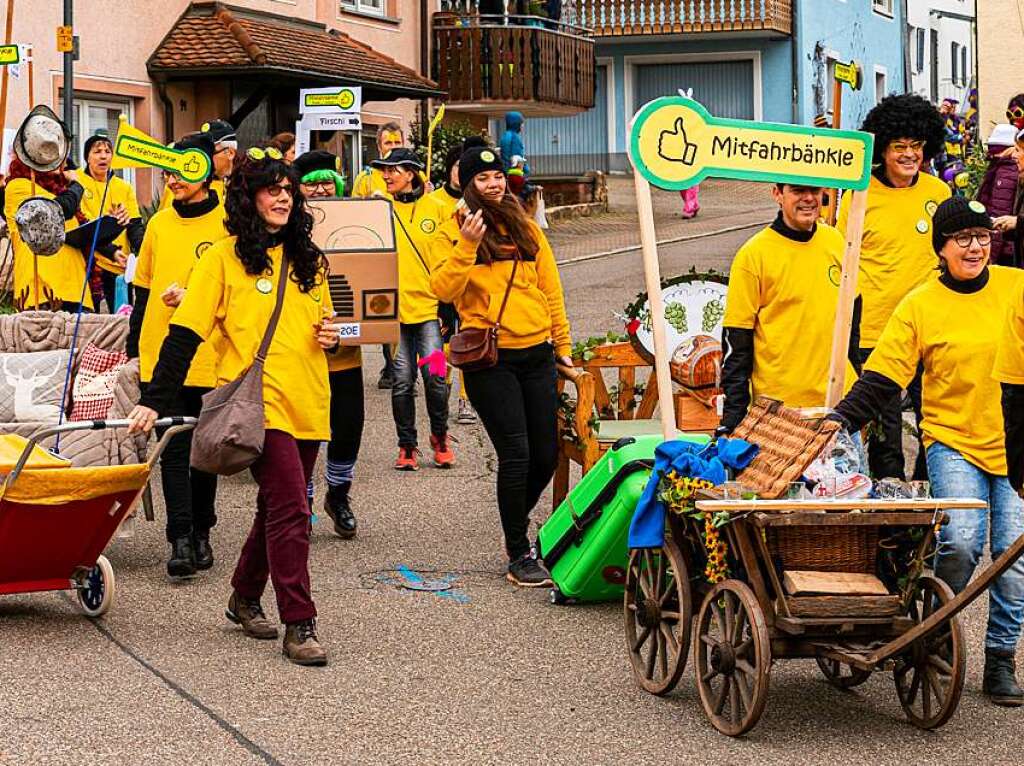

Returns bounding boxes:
[111,116,211,182]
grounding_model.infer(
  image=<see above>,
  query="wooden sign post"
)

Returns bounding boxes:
[627,96,874,436]
[825,60,863,226]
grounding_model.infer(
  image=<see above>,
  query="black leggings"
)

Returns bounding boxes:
[328,366,364,463]
[147,384,218,541]
[464,342,558,560]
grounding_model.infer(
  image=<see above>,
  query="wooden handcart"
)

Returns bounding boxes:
[624,496,1024,736]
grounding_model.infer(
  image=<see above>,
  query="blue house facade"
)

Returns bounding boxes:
[514,1,906,175]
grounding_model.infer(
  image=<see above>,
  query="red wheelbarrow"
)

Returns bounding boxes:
[0,418,195,617]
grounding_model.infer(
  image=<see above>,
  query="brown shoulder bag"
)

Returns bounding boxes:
[190,255,289,476]
[448,251,519,372]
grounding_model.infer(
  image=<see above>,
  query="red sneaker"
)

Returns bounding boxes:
[430,433,456,468]
[394,446,419,471]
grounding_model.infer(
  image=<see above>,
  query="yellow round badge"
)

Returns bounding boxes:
[256,278,273,294]
[915,220,929,234]
[924,200,938,217]
[969,200,987,214]
[420,219,436,234]
[201,122,210,133]
[481,150,496,163]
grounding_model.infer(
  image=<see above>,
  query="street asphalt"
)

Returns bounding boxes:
[3,186,1021,765]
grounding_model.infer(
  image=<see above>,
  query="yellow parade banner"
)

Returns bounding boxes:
[628,96,873,192]
[110,117,211,183]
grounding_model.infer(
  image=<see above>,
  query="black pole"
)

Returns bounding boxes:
[63,0,73,136]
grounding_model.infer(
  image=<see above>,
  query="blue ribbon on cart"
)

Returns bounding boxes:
[628,437,759,548]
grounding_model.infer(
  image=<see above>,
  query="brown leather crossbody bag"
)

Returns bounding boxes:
[448,249,519,372]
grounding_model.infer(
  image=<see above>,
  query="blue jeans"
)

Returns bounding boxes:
[392,320,449,447]
[927,442,1024,653]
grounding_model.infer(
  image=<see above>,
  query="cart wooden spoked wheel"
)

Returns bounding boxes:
[816,657,872,689]
[893,575,966,729]
[695,579,771,736]
[623,538,692,695]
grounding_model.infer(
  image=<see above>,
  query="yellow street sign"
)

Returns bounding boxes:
[834,61,863,91]
[110,117,211,183]
[304,89,356,110]
[0,45,19,65]
[628,96,874,191]
[56,25,73,53]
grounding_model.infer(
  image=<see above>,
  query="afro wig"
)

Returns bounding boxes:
[860,93,946,164]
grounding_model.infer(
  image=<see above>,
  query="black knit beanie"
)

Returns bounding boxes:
[82,131,113,163]
[931,197,993,254]
[458,146,504,190]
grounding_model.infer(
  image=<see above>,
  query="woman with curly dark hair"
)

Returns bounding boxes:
[837,93,950,482]
[127,147,338,667]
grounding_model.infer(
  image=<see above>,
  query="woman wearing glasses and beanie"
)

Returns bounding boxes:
[430,146,571,588]
[127,146,338,667]
[829,197,1024,707]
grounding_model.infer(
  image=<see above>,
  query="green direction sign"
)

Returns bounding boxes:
[0,45,20,66]
[628,96,874,192]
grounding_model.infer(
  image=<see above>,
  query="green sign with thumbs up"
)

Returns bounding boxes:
[629,96,874,191]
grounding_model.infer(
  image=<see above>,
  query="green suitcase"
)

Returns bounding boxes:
[539,432,710,604]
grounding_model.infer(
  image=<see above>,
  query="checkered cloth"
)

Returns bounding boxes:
[69,343,128,421]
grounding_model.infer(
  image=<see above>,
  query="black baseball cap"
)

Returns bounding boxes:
[200,119,237,144]
[370,147,423,171]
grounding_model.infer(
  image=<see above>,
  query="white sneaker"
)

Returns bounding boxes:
[456,398,477,424]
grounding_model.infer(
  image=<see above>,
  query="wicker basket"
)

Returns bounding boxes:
[767,526,880,574]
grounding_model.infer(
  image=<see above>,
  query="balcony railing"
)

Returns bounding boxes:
[563,0,793,36]
[432,13,596,116]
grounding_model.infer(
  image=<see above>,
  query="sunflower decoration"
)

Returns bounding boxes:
[702,513,729,584]
[657,472,728,583]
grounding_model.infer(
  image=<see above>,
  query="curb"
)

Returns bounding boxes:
[556,217,773,267]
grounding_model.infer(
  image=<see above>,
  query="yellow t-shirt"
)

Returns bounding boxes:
[427,186,460,222]
[838,173,951,347]
[393,194,443,324]
[78,174,140,274]
[994,278,1024,385]
[3,178,92,310]
[430,217,572,357]
[867,266,1024,475]
[133,199,228,387]
[723,223,857,408]
[171,238,332,441]
[351,168,388,199]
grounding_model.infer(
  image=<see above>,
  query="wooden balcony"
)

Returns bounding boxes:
[432,13,596,117]
[565,0,793,37]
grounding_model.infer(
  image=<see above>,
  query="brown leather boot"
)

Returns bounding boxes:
[225,592,279,640]
[282,619,328,666]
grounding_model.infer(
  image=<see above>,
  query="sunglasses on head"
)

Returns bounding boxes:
[246,146,283,162]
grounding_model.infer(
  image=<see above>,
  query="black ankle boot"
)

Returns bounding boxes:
[324,483,357,539]
[192,533,214,571]
[167,536,196,579]
[983,649,1024,707]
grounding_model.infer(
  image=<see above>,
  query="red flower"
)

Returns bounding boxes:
[626,318,640,335]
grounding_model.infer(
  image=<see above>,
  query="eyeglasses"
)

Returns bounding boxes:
[301,181,334,194]
[264,182,293,198]
[889,140,926,154]
[161,170,182,181]
[951,231,992,248]
[246,146,283,162]
[1008,106,1024,121]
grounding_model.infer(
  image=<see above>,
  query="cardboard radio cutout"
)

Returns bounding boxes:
[308,198,399,345]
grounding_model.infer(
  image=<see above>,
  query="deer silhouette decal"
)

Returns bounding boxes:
[3,356,64,421]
